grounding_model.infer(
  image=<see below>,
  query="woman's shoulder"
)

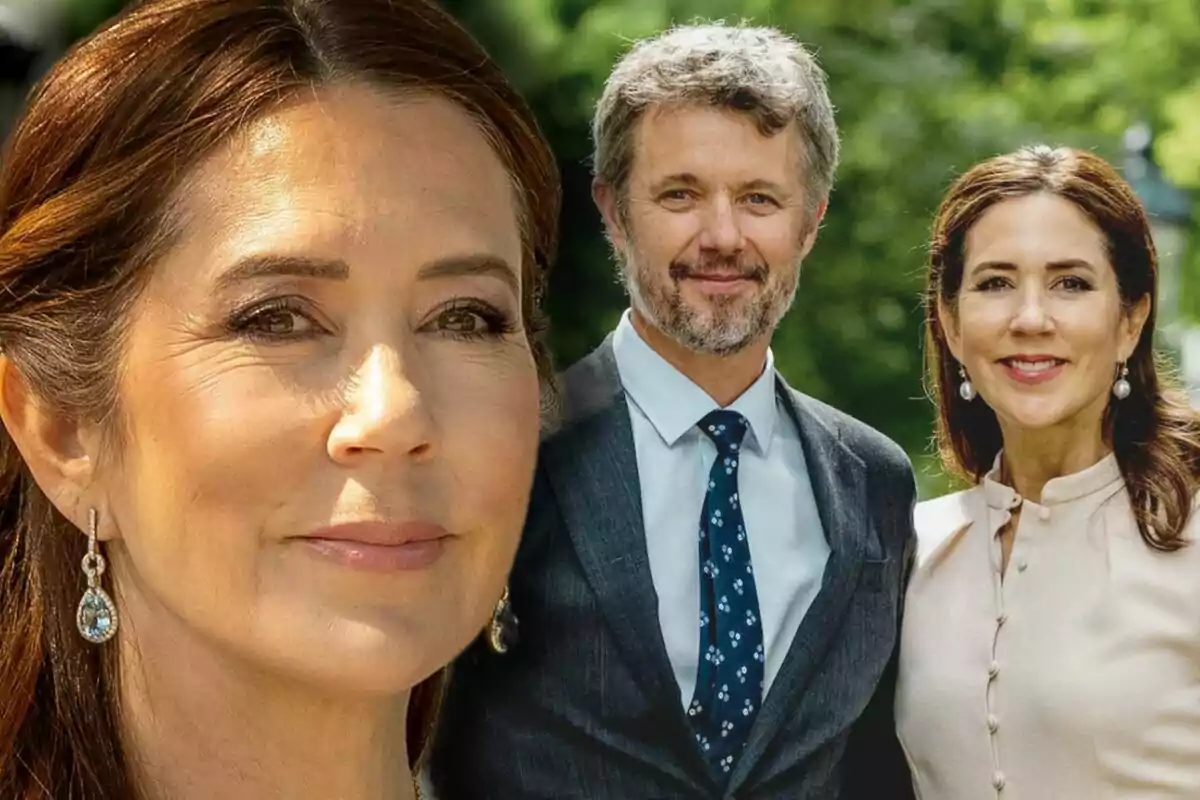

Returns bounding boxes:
[913,486,983,566]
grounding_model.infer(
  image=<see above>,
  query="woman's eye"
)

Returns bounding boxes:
[975,276,1009,291]
[436,308,485,334]
[1057,275,1092,292]
[251,309,310,336]
[426,300,517,342]
[229,299,322,342]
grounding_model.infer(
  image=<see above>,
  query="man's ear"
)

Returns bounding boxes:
[811,198,829,229]
[798,198,829,261]
[592,179,628,253]
[0,356,103,537]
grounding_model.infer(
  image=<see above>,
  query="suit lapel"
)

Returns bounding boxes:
[542,341,708,781]
[544,402,683,707]
[728,380,870,792]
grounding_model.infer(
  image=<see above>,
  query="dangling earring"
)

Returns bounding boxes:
[77,508,118,644]
[1112,362,1131,400]
[487,586,519,654]
[958,364,976,401]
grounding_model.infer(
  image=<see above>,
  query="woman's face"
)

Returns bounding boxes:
[98,83,539,693]
[942,192,1149,438]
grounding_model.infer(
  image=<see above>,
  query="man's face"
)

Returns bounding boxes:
[598,104,822,355]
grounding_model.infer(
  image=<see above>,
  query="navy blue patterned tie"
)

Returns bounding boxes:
[686,409,765,780]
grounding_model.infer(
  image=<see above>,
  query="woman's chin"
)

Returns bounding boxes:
[248,628,458,699]
[283,654,444,698]
[993,400,1082,435]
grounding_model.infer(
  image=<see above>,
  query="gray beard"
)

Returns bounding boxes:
[620,250,801,356]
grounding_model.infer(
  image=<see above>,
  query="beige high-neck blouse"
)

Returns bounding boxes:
[896,453,1200,799]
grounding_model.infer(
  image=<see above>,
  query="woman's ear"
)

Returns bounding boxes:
[1118,293,1152,362]
[937,295,964,363]
[0,356,104,536]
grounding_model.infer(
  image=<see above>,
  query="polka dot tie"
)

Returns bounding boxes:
[686,410,764,781]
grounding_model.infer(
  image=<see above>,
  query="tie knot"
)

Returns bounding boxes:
[698,410,748,454]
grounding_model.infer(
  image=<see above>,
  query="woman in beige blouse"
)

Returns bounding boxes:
[896,145,1200,799]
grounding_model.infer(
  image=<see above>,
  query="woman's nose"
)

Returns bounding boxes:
[1009,289,1053,334]
[326,345,436,465]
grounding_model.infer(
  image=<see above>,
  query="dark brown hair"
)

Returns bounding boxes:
[925,144,1200,551]
[0,1,559,797]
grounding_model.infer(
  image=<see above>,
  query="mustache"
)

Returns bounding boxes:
[668,257,767,283]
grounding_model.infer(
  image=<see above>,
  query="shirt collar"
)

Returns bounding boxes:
[611,309,777,454]
[982,449,1123,510]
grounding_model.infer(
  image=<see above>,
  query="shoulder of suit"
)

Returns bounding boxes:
[913,487,980,566]
[785,386,911,477]
[550,343,623,432]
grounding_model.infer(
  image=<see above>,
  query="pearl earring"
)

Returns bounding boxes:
[1112,362,1131,400]
[958,364,976,401]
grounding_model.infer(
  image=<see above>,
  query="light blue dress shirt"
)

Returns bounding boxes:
[611,311,831,708]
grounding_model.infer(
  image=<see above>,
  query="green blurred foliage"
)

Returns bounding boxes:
[63,0,126,41]
[69,0,1199,497]
[435,0,1200,497]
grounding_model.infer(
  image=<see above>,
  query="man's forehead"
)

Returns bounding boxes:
[631,105,804,186]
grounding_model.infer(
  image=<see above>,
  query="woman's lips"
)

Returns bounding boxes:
[998,357,1066,385]
[293,520,451,572]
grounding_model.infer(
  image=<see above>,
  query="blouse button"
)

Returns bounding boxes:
[988,661,1000,680]
[1016,559,1028,572]
[993,772,1006,790]
[997,612,1008,627]
[987,714,999,733]
[1038,506,1051,521]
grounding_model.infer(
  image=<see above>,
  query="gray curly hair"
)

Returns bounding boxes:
[592,22,840,222]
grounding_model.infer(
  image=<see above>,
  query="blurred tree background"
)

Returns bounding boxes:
[2,0,1197,496]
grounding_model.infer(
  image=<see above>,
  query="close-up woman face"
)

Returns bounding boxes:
[941,191,1149,436]
[88,82,540,693]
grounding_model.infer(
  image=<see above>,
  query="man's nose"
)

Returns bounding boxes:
[697,196,745,255]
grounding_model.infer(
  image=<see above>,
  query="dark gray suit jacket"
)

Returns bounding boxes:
[430,337,916,799]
